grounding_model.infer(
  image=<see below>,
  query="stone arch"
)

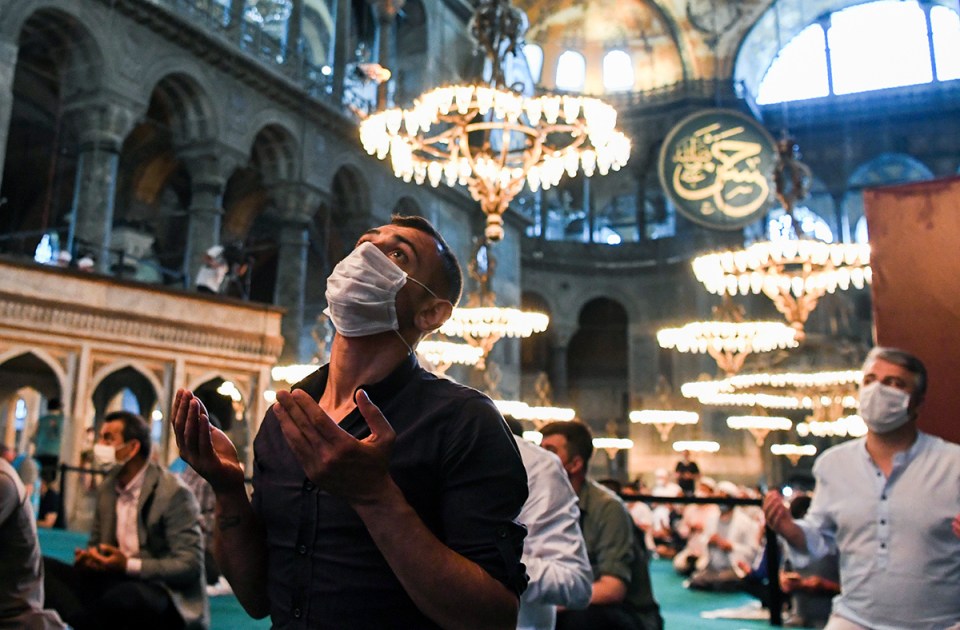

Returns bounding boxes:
[327,163,374,262]
[112,72,217,278]
[249,122,301,186]
[2,6,106,96]
[89,361,164,418]
[0,7,107,256]
[0,349,68,402]
[0,350,67,452]
[146,71,218,147]
[219,122,300,245]
[735,0,879,99]
[186,373,256,464]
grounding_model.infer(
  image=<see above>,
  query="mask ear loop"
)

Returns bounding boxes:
[394,329,415,356]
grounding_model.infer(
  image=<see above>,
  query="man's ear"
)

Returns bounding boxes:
[416,299,453,333]
[125,439,141,460]
[567,454,585,477]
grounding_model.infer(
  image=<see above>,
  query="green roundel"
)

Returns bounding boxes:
[658,108,776,230]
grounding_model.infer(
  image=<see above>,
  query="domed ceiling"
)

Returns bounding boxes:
[513,0,684,93]
[518,0,672,47]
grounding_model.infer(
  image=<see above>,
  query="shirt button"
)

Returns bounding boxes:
[881,494,887,500]
[880,543,886,549]
[880,519,886,525]
[298,544,308,555]
[293,608,302,619]
[303,480,315,492]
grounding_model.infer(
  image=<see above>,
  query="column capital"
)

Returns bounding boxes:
[549,320,578,347]
[180,143,245,189]
[265,181,324,223]
[65,97,142,151]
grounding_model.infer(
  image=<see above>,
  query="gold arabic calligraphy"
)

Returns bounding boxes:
[671,122,769,219]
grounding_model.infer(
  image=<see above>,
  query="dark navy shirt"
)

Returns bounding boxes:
[252,353,528,629]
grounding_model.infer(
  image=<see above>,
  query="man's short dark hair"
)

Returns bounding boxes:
[789,493,812,519]
[540,420,594,464]
[391,214,463,306]
[504,415,523,437]
[863,346,928,398]
[104,410,151,459]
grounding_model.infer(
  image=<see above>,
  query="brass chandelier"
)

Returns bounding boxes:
[358,0,631,241]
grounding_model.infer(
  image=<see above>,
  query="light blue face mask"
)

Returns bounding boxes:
[858,381,911,434]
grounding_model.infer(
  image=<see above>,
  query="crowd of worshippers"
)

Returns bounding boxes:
[3,215,959,630]
[616,471,840,628]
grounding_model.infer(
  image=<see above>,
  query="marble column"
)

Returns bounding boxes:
[547,321,576,404]
[0,40,19,184]
[65,100,138,272]
[180,148,240,287]
[228,0,245,39]
[269,183,322,361]
[285,0,304,62]
[628,326,660,402]
[275,219,310,362]
[369,0,405,110]
[332,0,353,104]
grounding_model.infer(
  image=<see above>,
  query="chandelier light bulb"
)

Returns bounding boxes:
[691,241,871,338]
[629,409,699,442]
[771,443,818,465]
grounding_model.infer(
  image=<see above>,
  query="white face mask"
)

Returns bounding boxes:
[859,381,912,434]
[93,442,131,467]
[324,241,440,339]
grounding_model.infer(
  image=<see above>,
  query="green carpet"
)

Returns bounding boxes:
[40,529,807,628]
[38,528,269,629]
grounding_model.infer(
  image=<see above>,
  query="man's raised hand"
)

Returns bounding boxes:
[273,388,396,506]
[171,389,245,494]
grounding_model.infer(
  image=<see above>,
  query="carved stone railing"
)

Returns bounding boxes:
[0,257,284,361]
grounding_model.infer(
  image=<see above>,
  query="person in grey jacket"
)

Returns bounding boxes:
[44,411,208,629]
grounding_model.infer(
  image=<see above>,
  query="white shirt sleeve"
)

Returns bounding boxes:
[517,439,593,610]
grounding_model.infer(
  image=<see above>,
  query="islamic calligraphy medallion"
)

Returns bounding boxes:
[658,109,776,230]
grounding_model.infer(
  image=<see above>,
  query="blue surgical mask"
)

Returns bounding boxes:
[858,381,911,434]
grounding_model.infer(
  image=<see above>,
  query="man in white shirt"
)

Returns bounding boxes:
[506,419,592,630]
[763,347,960,630]
[44,411,208,629]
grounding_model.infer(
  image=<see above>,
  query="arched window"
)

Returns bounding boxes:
[756,26,830,104]
[757,1,960,104]
[829,1,931,94]
[932,5,960,81]
[556,50,586,92]
[523,44,544,83]
[603,50,634,92]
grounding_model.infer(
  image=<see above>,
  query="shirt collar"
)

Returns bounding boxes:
[355,352,420,405]
[116,461,148,499]
[576,479,604,516]
[298,353,420,408]
[858,430,930,468]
